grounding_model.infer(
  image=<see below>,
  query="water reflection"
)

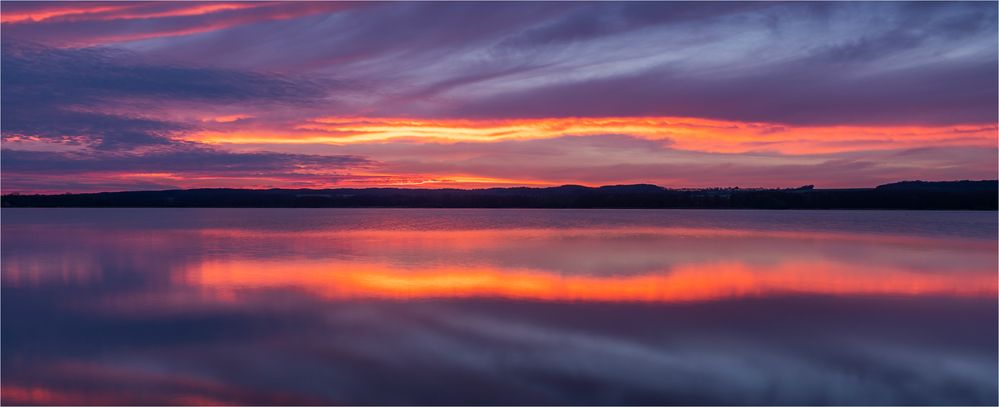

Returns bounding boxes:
[2,209,996,405]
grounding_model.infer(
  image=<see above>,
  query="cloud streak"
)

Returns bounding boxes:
[1,2,356,46]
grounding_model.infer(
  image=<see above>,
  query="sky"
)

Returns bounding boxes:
[1,1,996,193]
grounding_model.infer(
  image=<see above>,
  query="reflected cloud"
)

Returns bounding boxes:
[2,209,996,404]
[183,256,996,303]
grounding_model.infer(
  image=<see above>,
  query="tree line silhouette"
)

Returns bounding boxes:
[2,181,995,210]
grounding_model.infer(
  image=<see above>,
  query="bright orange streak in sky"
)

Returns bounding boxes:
[182,258,997,303]
[2,3,344,47]
[97,3,261,21]
[1,4,135,23]
[188,116,998,154]
[0,2,261,24]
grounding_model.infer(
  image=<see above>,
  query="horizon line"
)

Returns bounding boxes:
[4,179,997,197]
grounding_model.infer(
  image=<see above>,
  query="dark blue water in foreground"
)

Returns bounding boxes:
[2,209,996,405]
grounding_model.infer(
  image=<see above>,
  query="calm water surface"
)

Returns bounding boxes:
[2,209,996,405]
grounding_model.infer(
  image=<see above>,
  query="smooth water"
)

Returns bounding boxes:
[2,209,996,405]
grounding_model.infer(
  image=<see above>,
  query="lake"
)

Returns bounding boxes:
[2,209,996,405]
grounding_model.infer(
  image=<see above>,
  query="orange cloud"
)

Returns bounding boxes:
[2,2,352,47]
[201,114,252,123]
[186,116,998,155]
[1,3,264,24]
[1,4,138,23]
[92,3,263,21]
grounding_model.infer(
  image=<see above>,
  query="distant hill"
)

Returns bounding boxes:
[876,180,998,191]
[2,180,996,210]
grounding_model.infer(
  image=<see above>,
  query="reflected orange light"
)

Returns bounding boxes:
[183,258,997,303]
[2,386,80,405]
[190,227,998,256]
[186,116,998,154]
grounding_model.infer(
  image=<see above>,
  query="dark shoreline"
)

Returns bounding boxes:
[3,207,996,211]
[3,180,996,210]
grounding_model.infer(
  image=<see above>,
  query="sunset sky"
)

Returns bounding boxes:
[1,1,997,193]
